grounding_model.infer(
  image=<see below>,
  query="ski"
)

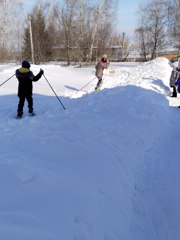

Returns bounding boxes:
[15,116,23,119]
[15,113,36,119]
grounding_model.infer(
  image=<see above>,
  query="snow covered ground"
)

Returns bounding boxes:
[0,57,180,240]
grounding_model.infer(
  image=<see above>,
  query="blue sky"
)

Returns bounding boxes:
[24,0,148,40]
[117,0,150,39]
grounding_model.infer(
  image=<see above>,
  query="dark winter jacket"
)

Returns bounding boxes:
[16,67,43,97]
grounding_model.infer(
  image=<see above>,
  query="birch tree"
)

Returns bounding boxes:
[170,0,180,48]
[53,0,79,65]
[88,0,117,61]
[52,0,118,64]
[0,0,23,60]
[136,0,171,60]
[88,0,105,62]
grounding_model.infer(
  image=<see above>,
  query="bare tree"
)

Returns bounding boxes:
[88,0,117,61]
[0,0,9,59]
[135,0,171,60]
[135,18,153,62]
[0,0,23,60]
[88,0,105,62]
[170,0,180,49]
[53,0,79,65]
[77,0,85,65]
[52,0,119,64]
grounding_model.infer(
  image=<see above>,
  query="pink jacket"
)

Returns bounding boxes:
[95,60,109,78]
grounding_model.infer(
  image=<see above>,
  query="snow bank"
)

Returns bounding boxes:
[0,57,180,240]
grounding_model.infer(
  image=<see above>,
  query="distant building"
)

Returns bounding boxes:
[158,50,179,61]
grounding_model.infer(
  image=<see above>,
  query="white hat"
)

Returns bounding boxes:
[102,54,107,59]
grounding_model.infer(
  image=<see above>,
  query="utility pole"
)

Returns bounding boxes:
[121,32,125,61]
[28,14,35,64]
[122,32,125,60]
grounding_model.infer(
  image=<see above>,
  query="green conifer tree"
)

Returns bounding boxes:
[22,6,52,63]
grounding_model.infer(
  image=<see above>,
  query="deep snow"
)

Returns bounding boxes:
[0,57,180,240]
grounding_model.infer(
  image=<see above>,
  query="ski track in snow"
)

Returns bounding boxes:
[0,58,180,240]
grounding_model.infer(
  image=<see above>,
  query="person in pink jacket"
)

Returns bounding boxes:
[95,54,110,91]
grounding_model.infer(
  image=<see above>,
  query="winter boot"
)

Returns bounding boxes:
[17,111,23,119]
[28,108,33,113]
[171,92,177,97]
[28,108,35,117]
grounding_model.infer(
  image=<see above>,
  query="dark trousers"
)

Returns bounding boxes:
[17,96,33,114]
[171,86,177,97]
[95,77,103,89]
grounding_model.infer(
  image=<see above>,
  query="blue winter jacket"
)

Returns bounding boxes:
[175,76,180,93]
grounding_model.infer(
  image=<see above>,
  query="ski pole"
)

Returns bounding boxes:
[0,74,15,87]
[73,77,96,96]
[43,73,66,110]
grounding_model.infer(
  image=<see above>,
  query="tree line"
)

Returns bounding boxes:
[0,0,178,64]
[135,0,178,61]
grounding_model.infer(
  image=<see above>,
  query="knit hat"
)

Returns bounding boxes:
[22,60,30,69]
[102,54,107,59]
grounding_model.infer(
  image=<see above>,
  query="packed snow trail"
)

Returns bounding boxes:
[0,58,180,240]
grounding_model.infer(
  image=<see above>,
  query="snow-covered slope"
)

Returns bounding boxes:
[0,57,180,240]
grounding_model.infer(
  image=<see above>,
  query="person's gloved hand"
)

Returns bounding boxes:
[39,69,44,75]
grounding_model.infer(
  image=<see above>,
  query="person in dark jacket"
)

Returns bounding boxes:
[15,60,44,118]
[169,67,180,97]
